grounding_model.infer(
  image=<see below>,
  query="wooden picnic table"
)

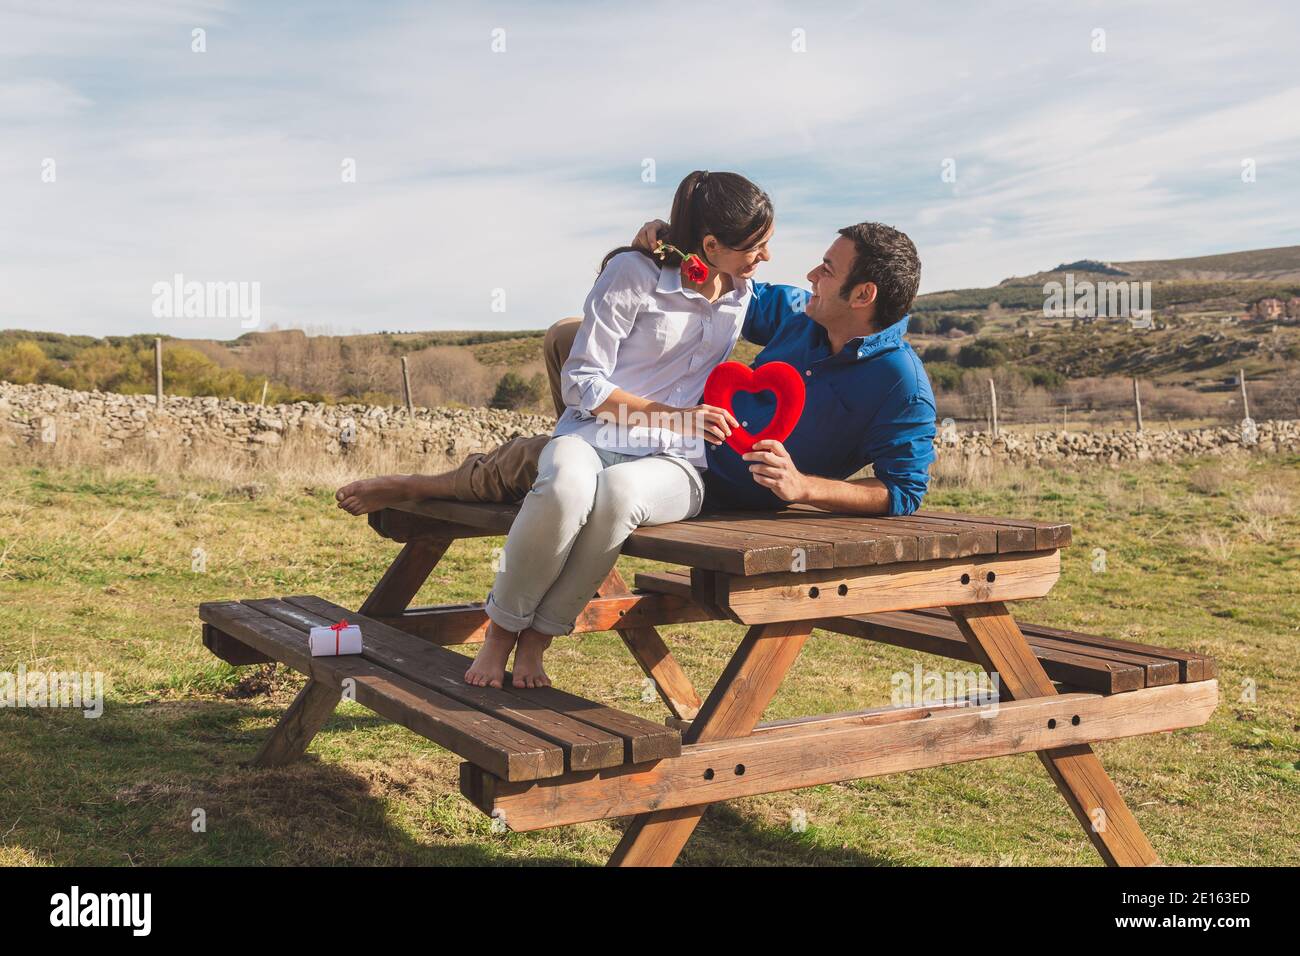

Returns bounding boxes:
[199,501,1217,867]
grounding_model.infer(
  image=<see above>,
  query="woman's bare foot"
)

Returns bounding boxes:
[335,473,455,515]
[511,629,553,689]
[465,622,518,688]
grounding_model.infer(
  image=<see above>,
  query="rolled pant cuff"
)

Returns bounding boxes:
[528,609,575,638]
[451,454,487,501]
[484,593,532,633]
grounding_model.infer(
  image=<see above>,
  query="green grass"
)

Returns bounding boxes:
[1,453,1297,866]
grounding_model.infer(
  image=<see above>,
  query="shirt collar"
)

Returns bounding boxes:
[816,313,911,365]
[656,261,749,302]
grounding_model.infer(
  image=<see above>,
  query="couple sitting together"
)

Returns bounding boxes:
[336,171,937,691]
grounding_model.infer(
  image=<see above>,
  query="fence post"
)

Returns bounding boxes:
[987,378,999,436]
[154,338,163,404]
[1239,368,1250,420]
[1132,376,1143,432]
[401,356,414,415]
[259,379,269,407]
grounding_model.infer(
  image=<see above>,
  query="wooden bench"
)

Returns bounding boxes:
[200,500,1218,866]
[199,596,680,781]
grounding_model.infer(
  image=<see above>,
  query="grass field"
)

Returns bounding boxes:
[1,448,1297,866]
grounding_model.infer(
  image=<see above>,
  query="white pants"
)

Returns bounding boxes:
[485,435,705,636]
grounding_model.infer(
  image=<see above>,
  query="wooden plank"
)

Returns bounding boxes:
[599,568,703,724]
[876,515,998,557]
[608,620,814,867]
[817,610,1144,695]
[949,602,1161,867]
[198,601,563,781]
[633,569,693,599]
[716,550,1061,624]
[626,521,831,574]
[463,680,1218,832]
[276,596,679,766]
[683,516,879,566]
[387,499,517,533]
[203,622,274,665]
[899,609,1179,686]
[913,609,1216,683]
[915,510,1072,551]
[369,509,494,543]
[691,511,915,564]
[374,590,719,646]
[254,598,627,772]
[253,679,340,767]
[387,500,813,574]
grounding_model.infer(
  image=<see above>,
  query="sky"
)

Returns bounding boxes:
[3,0,1300,339]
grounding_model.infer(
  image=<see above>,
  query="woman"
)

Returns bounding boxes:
[465,170,774,688]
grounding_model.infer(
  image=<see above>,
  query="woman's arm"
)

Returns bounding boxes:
[591,388,737,445]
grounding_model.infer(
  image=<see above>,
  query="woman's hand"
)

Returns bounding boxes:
[655,402,738,445]
[632,219,669,252]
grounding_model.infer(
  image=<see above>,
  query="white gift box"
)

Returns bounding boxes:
[308,623,363,657]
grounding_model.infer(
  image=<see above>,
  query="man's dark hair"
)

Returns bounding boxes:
[836,222,921,328]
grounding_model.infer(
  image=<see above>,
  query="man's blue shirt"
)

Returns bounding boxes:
[701,281,937,515]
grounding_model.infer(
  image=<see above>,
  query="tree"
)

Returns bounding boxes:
[489,371,542,410]
[0,341,53,384]
[956,341,1005,368]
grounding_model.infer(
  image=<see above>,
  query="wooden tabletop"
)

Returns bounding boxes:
[384,500,1071,576]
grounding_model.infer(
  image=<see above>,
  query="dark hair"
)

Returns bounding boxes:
[836,222,921,328]
[601,170,773,274]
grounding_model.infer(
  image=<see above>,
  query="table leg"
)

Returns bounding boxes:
[607,620,813,867]
[359,538,452,617]
[598,568,702,722]
[251,678,341,767]
[948,602,1160,866]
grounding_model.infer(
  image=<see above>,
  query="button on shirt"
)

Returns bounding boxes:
[701,282,937,516]
[556,251,751,468]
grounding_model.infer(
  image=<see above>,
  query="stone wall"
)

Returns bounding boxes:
[2,382,1296,465]
[0,382,552,462]
[941,419,1299,464]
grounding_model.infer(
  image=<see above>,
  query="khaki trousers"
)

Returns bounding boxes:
[449,317,581,503]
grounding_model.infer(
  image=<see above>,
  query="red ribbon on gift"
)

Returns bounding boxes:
[330,619,348,656]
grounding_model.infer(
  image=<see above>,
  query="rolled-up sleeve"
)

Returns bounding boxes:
[862,383,937,516]
[561,254,650,414]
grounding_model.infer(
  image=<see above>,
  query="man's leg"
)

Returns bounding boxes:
[545,316,582,417]
[337,317,583,512]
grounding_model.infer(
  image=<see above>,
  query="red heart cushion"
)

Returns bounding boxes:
[702,360,806,455]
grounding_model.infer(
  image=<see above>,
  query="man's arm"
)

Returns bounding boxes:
[741,441,892,515]
[629,218,807,347]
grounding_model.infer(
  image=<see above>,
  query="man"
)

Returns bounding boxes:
[337,220,936,520]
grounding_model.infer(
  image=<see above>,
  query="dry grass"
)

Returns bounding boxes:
[5,428,456,500]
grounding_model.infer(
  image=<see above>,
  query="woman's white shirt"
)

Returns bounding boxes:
[556,250,751,468]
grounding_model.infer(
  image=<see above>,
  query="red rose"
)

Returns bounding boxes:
[682,254,709,283]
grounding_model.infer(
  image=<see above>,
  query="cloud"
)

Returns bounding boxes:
[2,0,1299,336]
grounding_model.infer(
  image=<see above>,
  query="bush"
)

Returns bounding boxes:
[489,372,543,410]
[920,344,952,364]
[939,314,984,334]
[956,341,1005,368]
[925,361,963,391]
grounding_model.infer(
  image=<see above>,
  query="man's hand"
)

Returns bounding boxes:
[743,439,808,501]
[632,219,669,252]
